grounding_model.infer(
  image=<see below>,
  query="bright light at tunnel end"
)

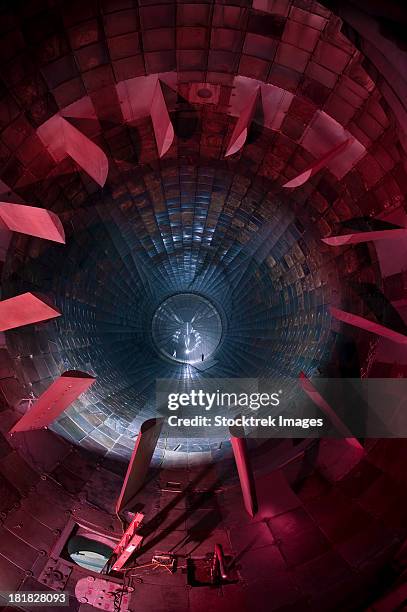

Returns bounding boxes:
[151,292,223,365]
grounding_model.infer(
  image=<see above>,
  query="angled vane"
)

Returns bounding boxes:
[0,292,61,332]
[283,139,352,188]
[116,417,164,515]
[10,370,96,433]
[225,87,261,157]
[0,202,65,243]
[299,372,363,449]
[150,79,174,158]
[322,228,407,246]
[330,306,407,345]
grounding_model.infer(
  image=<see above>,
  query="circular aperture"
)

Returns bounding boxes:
[152,293,223,364]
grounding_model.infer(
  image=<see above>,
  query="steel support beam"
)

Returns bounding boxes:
[110,512,144,572]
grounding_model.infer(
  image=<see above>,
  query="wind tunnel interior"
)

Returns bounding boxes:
[0,0,406,611]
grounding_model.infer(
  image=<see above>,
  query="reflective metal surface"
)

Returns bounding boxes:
[3,166,337,462]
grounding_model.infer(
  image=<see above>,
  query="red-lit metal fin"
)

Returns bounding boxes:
[322,228,407,246]
[150,79,174,158]
[10,371,96,433]
[283,139,352,188]
[61,117,109,187]
[37,114,109,187]
[230,430,258,517]
[116,418,163,515]
[330,306,407,345]
[299,372,363,450]
[0,202,65,243]
[225,87,261,157]
[0,292,61,333]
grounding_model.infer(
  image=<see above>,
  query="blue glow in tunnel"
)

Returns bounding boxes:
[3,166,337,463]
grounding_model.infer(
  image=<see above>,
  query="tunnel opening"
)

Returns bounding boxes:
[151,292,223,364]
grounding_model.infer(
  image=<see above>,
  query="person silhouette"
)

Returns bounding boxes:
[201,353,204,361]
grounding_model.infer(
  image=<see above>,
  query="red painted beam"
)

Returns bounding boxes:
[111,512,144,572]
[330,306,407,344]
[283,139,352,188]
[322,228,407,246]
[0,292,61,332]
[230,434,258,517]
[225,87,260,157]
[150,79,174,158]
[0,202,65,243]
[116,418,163,515]
[299,372,363,450]
[10,370,96,433]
